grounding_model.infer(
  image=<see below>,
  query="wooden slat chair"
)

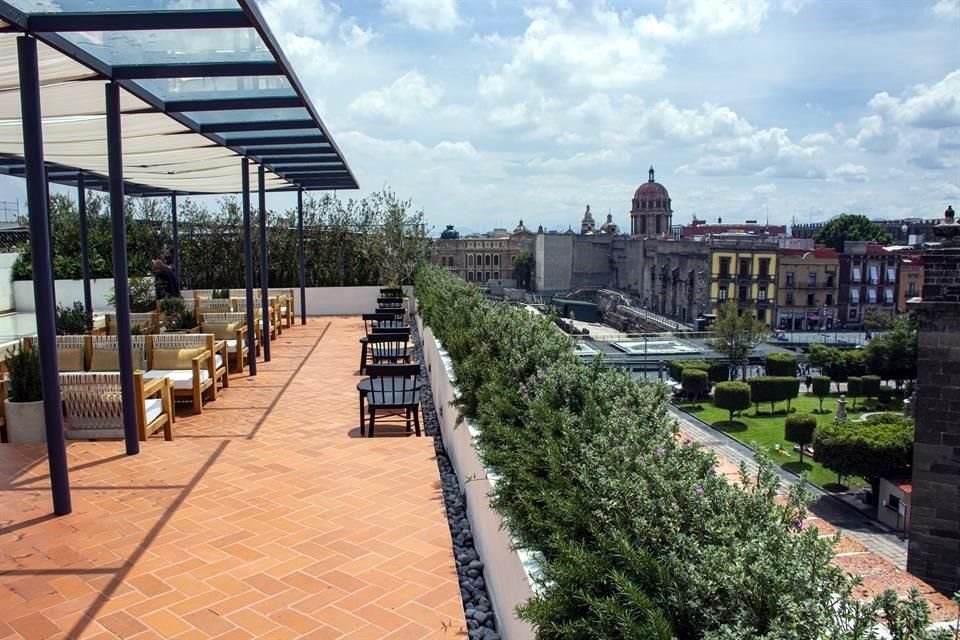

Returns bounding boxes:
[60,372,173,441]
[380,287,403,297]
[232,291,282,329]
[105,312,159,335]
[254,294,283,335]
[268,288,295,328]
[362,313,407,335]
[144,334,227,414]
[200,312,249,373]
[367,333,412,366]
[22,335,87,371]
[366,364,421,437]
[197,298,233,316]
[377,297,404,310]
[232,298,278,342]
[375,307,406,322]
[88,335,148,373]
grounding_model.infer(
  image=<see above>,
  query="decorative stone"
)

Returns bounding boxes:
[836,394,847,421]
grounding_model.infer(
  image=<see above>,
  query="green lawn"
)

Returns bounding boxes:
[681,392,900,491]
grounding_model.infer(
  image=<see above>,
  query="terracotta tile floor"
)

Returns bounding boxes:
[0,318,468,640]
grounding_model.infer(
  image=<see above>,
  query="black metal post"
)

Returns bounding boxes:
[105,81,139,455]
[45,167,56,309]
[18,35,71,515]
[77,173,92,322]
[258,164,270,361]
[242,158,257,376]
[171,193,180,280]
[297,187,306,325]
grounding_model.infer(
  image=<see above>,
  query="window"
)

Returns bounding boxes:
[808,272,817,287]
[493,272,500,280]
[485,272,491,281]
[640,216,647,235]
[826,272,835,287]
[467,272,474,282]
[908,281,917,296]
[851,289,860,304]
[758,288,767,301]
[757,309,766,323]
[869,265,879,284]
[786,291,794,306]
[825,293,834,305]
[759,258,770,278]
[738,285,748,302]
[887,494,901,513]
[849,308,858,319]
[655,216,662,235]
[887,266,896,283]
[885,288,894,304]
[739,257,751,276]
[867,288,877,304]
[719,257,731,278]
[484,254,491,266]
[493,255,500,267]
[718,287,728,301]
[852,266,861,283]
[807,293,815,306]
[475,271,482,282]
[468,254,474,266]
[785,271,795,287]
[476,254,482,266]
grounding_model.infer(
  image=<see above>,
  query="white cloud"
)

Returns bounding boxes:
[846,115,900,153]
[339,22,377,48]
[680,127,825,178]
[800,132,836,146]
[932,0,960,19]
[261,0,341,37]
[831,163,869,182]
[383,0,463,31]
[527,149,621,172]
[780,0,810,14]
[874,70,960,129]
[636,0,770,41]
[753,183,777,194]
[348,71,444,123]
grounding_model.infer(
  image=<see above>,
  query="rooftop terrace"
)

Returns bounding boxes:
[0,317,467,639]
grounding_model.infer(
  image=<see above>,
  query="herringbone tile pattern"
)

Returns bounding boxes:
[0,318,467,639]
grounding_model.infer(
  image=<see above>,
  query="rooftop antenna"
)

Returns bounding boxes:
[765,204,769,226]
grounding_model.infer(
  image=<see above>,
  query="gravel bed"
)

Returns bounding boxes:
[412,322,501,640]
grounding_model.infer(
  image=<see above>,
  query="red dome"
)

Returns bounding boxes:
[633,180,669,200]
[631,166,672,212]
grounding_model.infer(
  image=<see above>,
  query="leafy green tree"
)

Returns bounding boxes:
[809,344,860,392]
[865,314,918,387]
[847,376,863,409]
[814,414,913,496]
[681,368,709,403]
[512,250,535,290]
[863,308,894,331]
[706,301,769,381]
[766,352,797,377]
[714,381,751,424]
[812,376,831,412]
[813,213,893,251]
[785,414,817,464]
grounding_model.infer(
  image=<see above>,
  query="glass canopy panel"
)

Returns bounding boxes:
[57,28,268,65]
[134,76,294,101]
[182,107,309,124]
[218,128,318,142]
[8,1,236,12]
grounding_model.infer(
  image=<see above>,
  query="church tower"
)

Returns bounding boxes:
[630,166,673,237]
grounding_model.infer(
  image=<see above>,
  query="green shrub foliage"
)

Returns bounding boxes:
[713,381,751,423]
[669,360,729,384]
[765,352,797,377]
[55,301,93,335]
[861,375,881,402]
[6,344,42,402]
[415,265,931,639]
[812,376,832,412]
[878,385,894,406]
[847,376,863,409]
[681,368,709,401]
[748,376,800,413]
[814,414,914,493]
[785,414,817,464]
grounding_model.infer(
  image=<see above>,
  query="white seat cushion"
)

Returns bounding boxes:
[226,339,239,353]
[144,369,210,390]
[144,398,163,424]
[215,354,224,369]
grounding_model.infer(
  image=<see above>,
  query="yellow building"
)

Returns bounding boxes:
[708,237,778,325]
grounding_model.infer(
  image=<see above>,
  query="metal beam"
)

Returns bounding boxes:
[242,158,257,376]
[280,170,351,177]
[113,61,281,80]
[78,173,92,322]
[229,134,327,147]
[247,146,333,156]
[171,193,180,280]
[263,158,340,166]
[28,9,250,32]
[200,119,315,133]
[258,164,270,362]
[165,96,302,112]
[18,35,71,516]
[106,81,140,456]
[298,188,306,325]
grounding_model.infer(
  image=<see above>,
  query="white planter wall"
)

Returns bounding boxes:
[0,253,17,313]
[14,278,117,313]
[417,307,537,640]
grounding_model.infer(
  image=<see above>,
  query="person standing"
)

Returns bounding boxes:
[153,258,180,299]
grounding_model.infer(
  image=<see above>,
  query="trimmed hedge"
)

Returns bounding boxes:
[748,376,801,413]
[714,381,751,423]
[414,264,885,638]
[766,352,798,377]
[862,375,881,402]
[681,368,709,401]
[811,376,831,412]
[668,359,728,384]
[813,414,913,491]
[785,414,817,464]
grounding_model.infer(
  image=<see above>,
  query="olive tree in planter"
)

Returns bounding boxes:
[4,345,45,443]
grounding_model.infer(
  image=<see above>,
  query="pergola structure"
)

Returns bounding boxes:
[0,0,358,515]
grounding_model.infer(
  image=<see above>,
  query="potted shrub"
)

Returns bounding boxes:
[56,301,93,335]
[4,344,45,443]
[107,277,156,313]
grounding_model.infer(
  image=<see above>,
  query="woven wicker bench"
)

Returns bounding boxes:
[105,312,159,335]
[268,288,295,328]
[60,371,173,441]
[200,312,249,373]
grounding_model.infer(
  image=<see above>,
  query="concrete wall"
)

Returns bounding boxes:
[15,282,400,317]
[535,234,573,293]
[417,308,537,640]
[0,253,18,313]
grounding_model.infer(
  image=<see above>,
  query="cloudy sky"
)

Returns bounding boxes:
[255,0,959,233]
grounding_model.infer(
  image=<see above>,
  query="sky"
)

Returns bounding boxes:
[1,0,957,236]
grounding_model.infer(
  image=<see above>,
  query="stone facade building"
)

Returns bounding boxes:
[430,220,534,283]
[838,241,899,328]
[907,208,960,594]
[776,247,839,330]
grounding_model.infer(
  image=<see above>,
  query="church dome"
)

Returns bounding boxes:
[632,166,671,210]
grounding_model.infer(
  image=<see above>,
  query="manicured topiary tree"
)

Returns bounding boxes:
[862,375,881,407]
[781,377,801,413]
[878,385,894,407]
[812,376,831,413]
[766,352,797,377]
[668,359,709,382]
[714,381,751,424]
[681,368,709,404]
[847,376,862,409]
[785,413,817,464]
[748,376,775,414]
[814,414,914,497]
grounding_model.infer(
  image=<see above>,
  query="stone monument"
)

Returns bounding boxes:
[835,394,847,421]
[906,204,960,594]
